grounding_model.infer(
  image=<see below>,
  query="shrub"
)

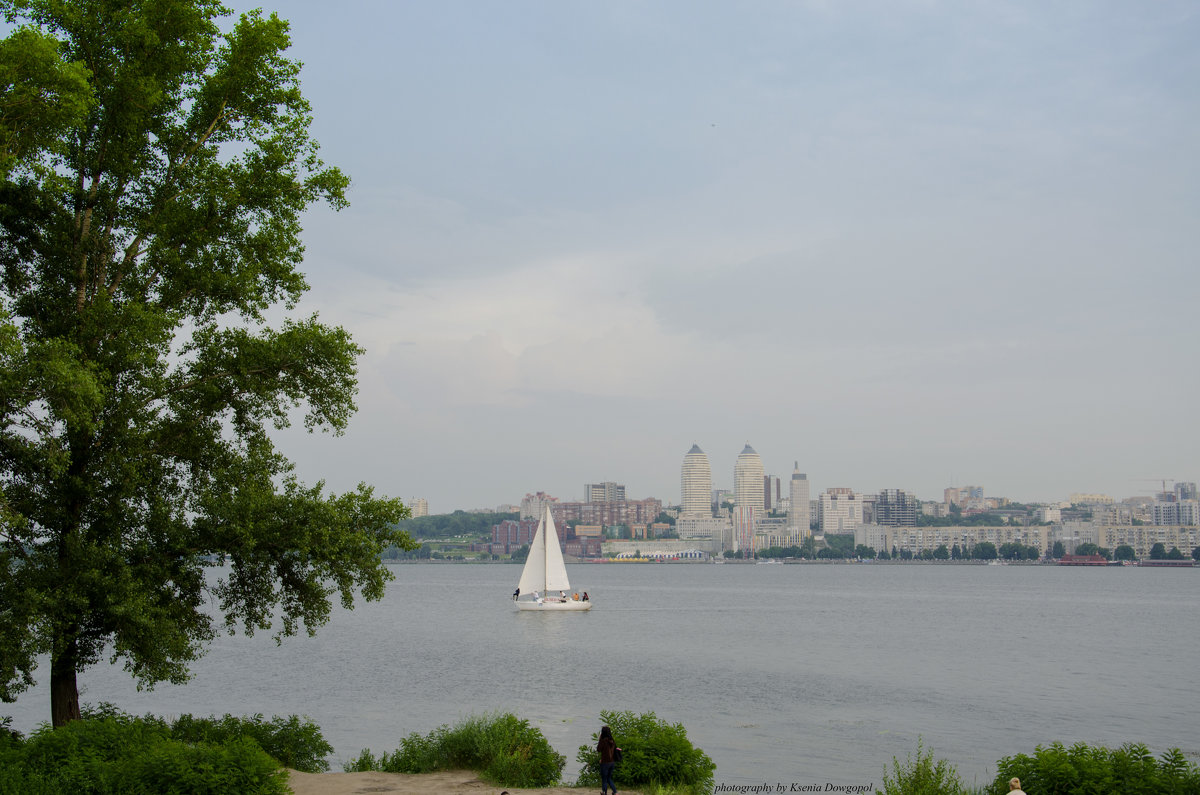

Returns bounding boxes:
[169,713,332,772]
[6,709,292,795]
[18,713,168,792]
[0,759,61,795]
[989,741,1200,795]
[576,710,715,795]
[116,735,289,795]
[877,738,968,795]
[347,712,565,788]
[0,716,22,750]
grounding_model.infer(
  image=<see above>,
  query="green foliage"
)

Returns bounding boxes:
[576,710,715,795]
[118,736,289,795]
[396,511,518,541]
[0,26,93,172]
[0,756,62,795]
[877,738,968,795]
[0,0,416,726]
[917,512,1010,527]
[0,715,20,750]
[7,712,289,794]
[825,533,856,556]
[989,741,1200,795]
[971,542,998,560]
[346,712,564,788]
[998,542,1040,561]
[168,713,332,772]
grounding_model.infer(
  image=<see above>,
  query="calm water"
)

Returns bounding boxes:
[6,563,1199,789]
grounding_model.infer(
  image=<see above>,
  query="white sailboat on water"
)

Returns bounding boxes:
[514,506,592,611]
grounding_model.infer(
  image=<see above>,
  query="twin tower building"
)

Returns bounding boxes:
[680,444,811,539]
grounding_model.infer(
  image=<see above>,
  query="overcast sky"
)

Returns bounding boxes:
[258,1,1198,512]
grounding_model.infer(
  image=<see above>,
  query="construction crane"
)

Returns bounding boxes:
[1134,478,1176,499]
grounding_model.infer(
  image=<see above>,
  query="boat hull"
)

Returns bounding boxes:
[516,599,593,611]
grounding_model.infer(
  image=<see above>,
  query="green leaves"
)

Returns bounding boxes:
[576,710,716,795]
[0,26,93,173]
[992,742,1200,795]
[0,0,407,724]
[879,738,968,795]
[347,712,566,788]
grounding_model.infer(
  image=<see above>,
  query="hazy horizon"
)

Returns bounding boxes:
[246,1,1194,512]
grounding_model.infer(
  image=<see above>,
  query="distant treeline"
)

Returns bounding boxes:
[396,510,518,540]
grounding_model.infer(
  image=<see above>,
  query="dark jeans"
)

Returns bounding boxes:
[600,761,616,793]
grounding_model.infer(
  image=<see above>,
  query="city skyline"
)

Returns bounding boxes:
[423,448,1196,516]
[250,1,1195,514]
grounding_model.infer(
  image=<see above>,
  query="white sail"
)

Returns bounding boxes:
[517,507,572,594]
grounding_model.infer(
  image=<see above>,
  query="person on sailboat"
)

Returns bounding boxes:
[512,587,520,601]
[582,592,589,602]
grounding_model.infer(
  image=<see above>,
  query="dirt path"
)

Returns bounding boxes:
[285,769,615,795]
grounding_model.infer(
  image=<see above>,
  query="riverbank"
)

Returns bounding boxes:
[286,769,634,795]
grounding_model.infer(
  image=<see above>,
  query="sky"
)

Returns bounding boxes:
[252,1,1198,512]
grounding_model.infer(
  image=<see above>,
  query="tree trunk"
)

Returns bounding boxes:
[50,638,82,727]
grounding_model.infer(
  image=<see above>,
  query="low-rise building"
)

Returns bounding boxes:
[1063,523,1200,559]
[856,524,1053,557]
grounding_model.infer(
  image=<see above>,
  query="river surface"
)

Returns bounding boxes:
[6,562,1199,790]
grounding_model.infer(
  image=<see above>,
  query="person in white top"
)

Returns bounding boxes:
[1008,777,1027,795]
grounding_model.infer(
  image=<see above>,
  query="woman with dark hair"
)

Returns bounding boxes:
[597,725,618,795]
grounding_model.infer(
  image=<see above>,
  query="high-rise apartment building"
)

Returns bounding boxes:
[875,489,918,527]
[788,464,810,533]
[1176,482,1198,502]
[520,492,558,520]
[820,487,862,533]
[763,475,781,511]
[583,482,626,503]
[734,443,765,519]
[680,444,713,517]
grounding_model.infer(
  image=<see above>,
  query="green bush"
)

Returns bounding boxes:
[346,712,565,788]
[576,710,715,795]
[169,713,332,772]
[117,735,289,795]
[4,710,293,795]
[989,741,1200,795]
[0,716,22,750]
[877,738,968,795]
[18,713,167,792]
[0,758,62,795]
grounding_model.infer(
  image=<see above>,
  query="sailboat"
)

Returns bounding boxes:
[514,506,592,611]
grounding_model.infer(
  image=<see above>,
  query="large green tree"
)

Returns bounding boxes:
[0,0,415,728]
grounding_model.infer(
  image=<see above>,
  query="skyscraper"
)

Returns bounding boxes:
[680,444,712,517]
[788,463,809,533]
[734,443,765,519]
